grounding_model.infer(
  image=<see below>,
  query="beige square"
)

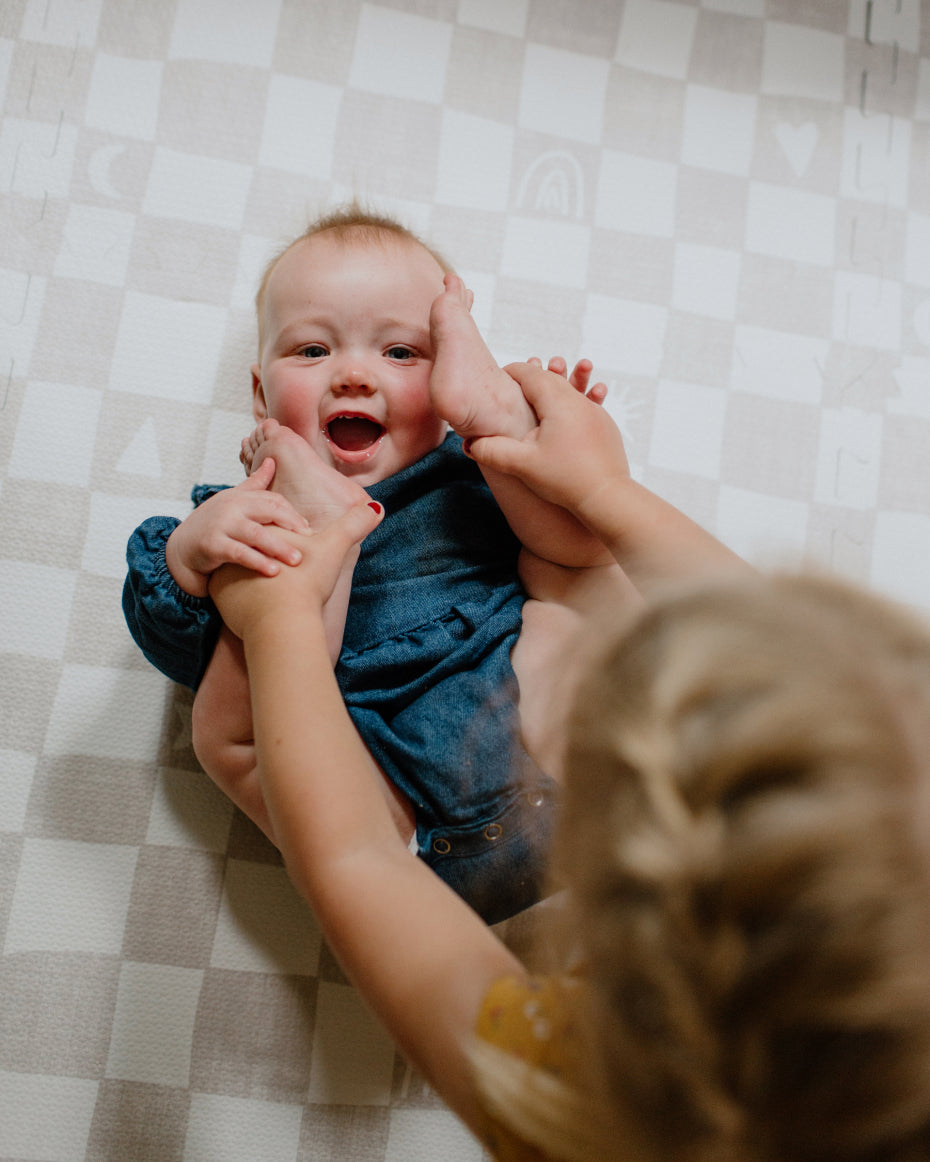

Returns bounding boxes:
[25,754,156,844]
[689,9,764,93]
[123,846,225,967]
[191,967,316,1101]
[0,950,120,1074]
[445,25,522,124]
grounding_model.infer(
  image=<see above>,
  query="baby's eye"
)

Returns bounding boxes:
[385,345,416,361]
[299,343,328,359]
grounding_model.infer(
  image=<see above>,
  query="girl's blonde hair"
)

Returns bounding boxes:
[478,573,930,1162]
[254,202,452,353]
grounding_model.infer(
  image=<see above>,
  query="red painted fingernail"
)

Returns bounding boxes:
[368,501,383,514]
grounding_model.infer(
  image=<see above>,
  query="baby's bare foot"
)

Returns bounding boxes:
[243,419,369,526]
[429,273,536,441]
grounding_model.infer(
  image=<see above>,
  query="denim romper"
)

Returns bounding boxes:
[123,434,558,923]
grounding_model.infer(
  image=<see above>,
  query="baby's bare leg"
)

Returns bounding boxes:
[192,625,277,841]
[193,626,418,848]
[429,275,612,568]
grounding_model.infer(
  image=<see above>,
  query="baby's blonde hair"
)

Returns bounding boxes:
[479,574,930,1162]
[254,202,452,354]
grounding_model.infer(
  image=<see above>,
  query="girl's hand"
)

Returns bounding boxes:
[466,362,629,517]
[165,458,309,597]
[209,501,384,640]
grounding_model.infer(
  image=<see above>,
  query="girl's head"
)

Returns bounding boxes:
[251,205,453,486]
[557,574,930,1161]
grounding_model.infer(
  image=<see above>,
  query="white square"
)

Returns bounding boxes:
[258,75,342,178]
[106,962,203,1087]
[20,0,102,47]
[53,204,135,286]
[183,1094,303,1162]
[0,749,36,832]
[889,358,930,419]
[386,1109,486,1162]
[841,108,911,209]
[44,664,172,763]
[0,1072,98,1162]
[436,109,514,213]
[582,293,667,377]
[682,85,757,177]
[85,53,162,139]
[9,380,102,485]
[349,4,453,103]
[457,0,528,37]
[616,0,697,80]
[648,380,727,479]
[5,837,138,955]
[210,860,322,975]
[143,147,251,230]
[716,486,809,567]
[81,491,190,580]
[814,407,883,510]
[0,267,45,377]
[905,213,930,288]
[110,291,228,403]
[872,512,930,611]
[731,326,828,406]
[0,117,78,198]
[745,181,836,267]
[169,0,282,67]
[307,982,396,1105]
[500,217,590,288]
[0,561,77,660]
[833,272,901,350]
[672,242,740,320]
[518,43,609,145]
[595,150,677,237]
[849,0,920,54]
[762,22,844,102]
[146,767,235,852]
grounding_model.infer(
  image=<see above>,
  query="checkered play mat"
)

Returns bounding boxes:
[3,1,930,1158]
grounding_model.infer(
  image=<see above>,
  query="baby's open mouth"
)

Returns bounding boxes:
[326,415,385,452]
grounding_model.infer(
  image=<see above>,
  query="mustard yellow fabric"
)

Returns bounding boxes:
[475,975,585,1161]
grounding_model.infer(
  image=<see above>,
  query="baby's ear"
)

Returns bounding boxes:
[251,364,267,419]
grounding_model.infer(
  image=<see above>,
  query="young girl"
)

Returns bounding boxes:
[208,362,930,1160]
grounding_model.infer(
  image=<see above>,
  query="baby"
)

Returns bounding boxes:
[123,206,625,923]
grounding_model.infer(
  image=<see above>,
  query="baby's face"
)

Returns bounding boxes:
[252,232,448,486]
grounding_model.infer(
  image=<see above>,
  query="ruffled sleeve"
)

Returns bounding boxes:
[122,512,222,691]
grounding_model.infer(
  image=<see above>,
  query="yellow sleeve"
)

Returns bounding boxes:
[475,975,585,1162]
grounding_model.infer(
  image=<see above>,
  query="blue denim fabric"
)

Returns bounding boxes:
[122,434,558,922]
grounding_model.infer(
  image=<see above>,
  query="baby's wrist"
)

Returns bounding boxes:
[165,530,209,597]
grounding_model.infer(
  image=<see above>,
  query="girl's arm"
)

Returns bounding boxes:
[210,504,524,1134]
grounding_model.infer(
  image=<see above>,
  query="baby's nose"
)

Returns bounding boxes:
[332,364,375,395]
